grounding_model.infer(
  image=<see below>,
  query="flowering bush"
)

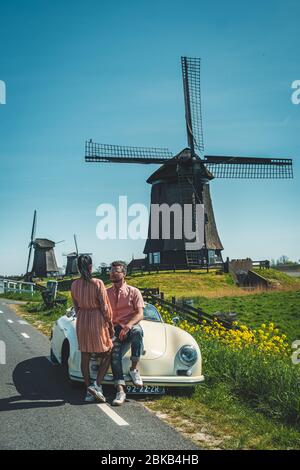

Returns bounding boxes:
[155,304,290,357]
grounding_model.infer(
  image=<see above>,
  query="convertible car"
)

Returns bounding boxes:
[50,303,204,394]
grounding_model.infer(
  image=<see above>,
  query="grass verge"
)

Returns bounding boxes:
[145,382,300,449]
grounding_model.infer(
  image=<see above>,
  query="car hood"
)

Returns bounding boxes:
[140,320,167,359]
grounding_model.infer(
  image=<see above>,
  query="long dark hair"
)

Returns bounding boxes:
[77,254,92,282]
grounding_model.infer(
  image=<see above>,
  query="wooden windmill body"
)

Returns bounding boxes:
[63,235,92,276]
[65,252,78,276]
[32,238,59,277]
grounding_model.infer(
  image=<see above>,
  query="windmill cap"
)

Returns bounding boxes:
[33,238,55,248]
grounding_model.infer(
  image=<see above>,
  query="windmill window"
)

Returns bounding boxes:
[153,252,160,264]
[208,250,216,265]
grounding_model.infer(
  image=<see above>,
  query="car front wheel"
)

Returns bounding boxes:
[61,341,70,381]
[50,347,59,364]
[61,341,82,388]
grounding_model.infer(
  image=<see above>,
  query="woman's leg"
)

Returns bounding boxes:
[96,350,112,386]
[81,352,91,387]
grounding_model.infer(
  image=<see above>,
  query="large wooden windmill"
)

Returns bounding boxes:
[85,56,293,268]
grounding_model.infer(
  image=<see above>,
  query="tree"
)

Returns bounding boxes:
[277,255,290,265]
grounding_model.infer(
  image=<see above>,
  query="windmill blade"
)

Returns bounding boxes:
[26,210,37,275]
[203,155,293,179]
[85,140,173,164]
[74,234,79,256]
[26,244,33,275]
[55,240,65,244]
[30,210,37,243]
[181,57,204,155]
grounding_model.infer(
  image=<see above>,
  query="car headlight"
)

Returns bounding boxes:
[178,345,198,366]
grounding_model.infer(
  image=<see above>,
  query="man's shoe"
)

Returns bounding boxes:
[87,381,106,403]
[129,369,143,387]
[112,391,126,406]
[84,391,96,403]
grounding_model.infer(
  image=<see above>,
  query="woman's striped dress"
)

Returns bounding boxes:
[71,277,113,353]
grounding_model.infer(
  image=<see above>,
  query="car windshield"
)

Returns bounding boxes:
[143,303,162,323]
[68,303,163,323]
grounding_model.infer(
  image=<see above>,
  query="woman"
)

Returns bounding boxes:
[71,254,114,403]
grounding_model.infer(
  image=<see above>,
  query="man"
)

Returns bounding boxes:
[107,261,144,406]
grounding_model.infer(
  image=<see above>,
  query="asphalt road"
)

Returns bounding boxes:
[0,299,199,450]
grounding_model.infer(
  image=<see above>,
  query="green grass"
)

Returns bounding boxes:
[197,335,300,426]
[253,267,300,288]
[123,270,242,298]
[0,291,42,302]
[11,294,71,337]
[193,290,300,342]
[146,382,300,449]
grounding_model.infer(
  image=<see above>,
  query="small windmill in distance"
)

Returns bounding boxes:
[63,234,92,276]
[25,210,64,280]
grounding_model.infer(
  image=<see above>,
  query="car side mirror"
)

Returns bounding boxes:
[172,316,180,325]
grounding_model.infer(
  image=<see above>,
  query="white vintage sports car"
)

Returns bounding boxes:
[50,303,204,394]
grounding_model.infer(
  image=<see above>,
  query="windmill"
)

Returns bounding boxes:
[85,56,293,268]
[63,234,92,276]
[25,210,64,279]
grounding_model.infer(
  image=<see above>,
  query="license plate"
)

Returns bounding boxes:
[126,385,165,394]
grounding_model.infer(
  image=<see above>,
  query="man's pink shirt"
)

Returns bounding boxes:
[107,282,145,327]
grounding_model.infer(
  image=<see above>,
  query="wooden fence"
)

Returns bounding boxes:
[140,287,235,329]
[0,278,36,296]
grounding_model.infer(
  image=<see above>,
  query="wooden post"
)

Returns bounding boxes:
[160,292,164,301]
[197,309,202,324]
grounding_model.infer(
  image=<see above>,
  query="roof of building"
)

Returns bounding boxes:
[33,238,55,249]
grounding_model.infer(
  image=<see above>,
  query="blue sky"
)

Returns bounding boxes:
[0,0,299,276]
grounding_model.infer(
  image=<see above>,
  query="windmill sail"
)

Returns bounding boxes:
[85,140,172,164]
[181,56,204,154]
[74,234,79,256]
[26,210,37,276]
[204,155,293,178]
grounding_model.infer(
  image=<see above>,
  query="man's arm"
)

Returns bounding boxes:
[119,307,144,341]
[127,307,144,328]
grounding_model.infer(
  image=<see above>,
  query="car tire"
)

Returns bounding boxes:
[61,340,70,381]
[50,348,59,364]
[61,341,83,388]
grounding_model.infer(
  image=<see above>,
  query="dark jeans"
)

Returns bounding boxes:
[111,324,144,386]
